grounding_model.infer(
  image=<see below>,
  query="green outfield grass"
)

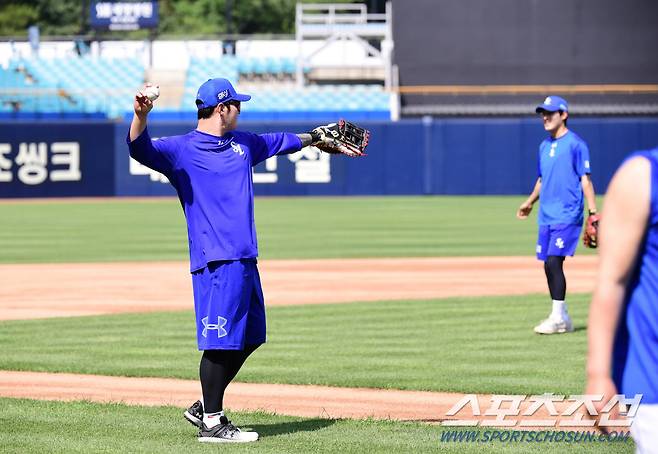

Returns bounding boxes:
[0,293,591,396]
[2,196,607,453]
[0,398,633,454]
[0,196,598,263]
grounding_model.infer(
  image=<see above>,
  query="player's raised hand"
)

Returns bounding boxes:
[134,84,156,118]
[517,201,533,219]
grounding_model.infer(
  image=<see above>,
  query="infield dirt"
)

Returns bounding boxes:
[0,256,601,426]
[0,256,596,320]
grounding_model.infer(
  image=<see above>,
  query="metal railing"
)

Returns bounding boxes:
[295,2,393,90]
[398,84,658,96]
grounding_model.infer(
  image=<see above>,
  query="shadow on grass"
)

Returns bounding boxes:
[248,418,336,437]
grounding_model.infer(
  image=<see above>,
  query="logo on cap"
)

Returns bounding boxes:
[217,90,229,101]
[544,97,552,105]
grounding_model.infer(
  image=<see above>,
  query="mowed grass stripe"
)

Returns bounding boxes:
[0,398,633,454]
[0,196,598,263]
[0,294,590,395]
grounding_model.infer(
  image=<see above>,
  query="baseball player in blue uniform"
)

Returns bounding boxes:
[128,78,324,443]
[517,96,598,334]
[586,147,658,452]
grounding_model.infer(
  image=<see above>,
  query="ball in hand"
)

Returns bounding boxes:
[143,85,160,101]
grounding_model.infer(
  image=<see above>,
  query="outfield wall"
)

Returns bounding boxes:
[1,118,657,198]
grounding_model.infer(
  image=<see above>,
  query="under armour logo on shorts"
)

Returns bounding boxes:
[202,316,228,338]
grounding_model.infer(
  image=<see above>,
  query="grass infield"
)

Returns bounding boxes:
[0,293,591,396]
[0,196,598,263]
[0,398,633,453]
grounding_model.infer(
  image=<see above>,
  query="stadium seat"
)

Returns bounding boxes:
[2,53,390,120]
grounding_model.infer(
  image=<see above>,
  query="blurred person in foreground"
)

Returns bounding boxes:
[586,147,658,454]
[517,96,598,334]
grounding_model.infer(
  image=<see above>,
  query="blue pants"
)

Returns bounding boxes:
[191,259,266,350]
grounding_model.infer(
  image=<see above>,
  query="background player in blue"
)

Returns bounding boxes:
[517,96,598,335]
[586,148,658,453]
[128,78,326,443]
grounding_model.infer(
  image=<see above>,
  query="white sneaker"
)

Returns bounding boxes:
[198,416,259,443]
[533,315,574,334]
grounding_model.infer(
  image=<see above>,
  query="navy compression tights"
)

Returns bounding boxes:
[544,255,566,301]
[200,344,260,413]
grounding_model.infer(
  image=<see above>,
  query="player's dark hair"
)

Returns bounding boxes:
[197,103,216,119]
[560,111,568,126]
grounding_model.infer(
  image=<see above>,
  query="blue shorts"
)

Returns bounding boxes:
[536,224,582,261]
[191,259,266,351]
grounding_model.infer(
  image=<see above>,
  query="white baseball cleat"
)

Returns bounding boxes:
[198,416,259,443]
[533,315,574,334]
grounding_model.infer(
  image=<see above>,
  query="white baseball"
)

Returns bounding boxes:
[143,85,159,101]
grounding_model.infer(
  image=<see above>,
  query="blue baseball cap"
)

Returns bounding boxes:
[536,95,568,113]
[195,78,251,109]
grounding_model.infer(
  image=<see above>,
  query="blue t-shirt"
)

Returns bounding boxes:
[127,128,302,272]
[612,147,658,404]
[537,130,591,226]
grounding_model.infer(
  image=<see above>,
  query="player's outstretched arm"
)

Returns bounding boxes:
[296,133,314,147]
[585,156,650,417]
[517,177,541,219]
[129,84,159,142]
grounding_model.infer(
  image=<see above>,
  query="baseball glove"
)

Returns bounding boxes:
[583,213,601,248]
[309,119,370,157]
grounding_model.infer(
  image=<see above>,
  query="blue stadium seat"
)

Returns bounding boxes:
[2,53,390,120]
[2,56,144,117]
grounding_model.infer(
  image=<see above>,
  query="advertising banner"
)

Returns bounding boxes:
[0,122,115,197]
[90,1,159,31]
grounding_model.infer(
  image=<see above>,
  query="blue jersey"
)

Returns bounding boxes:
[537,130,591,226]
[128,128,302,272]
[613,147,658,404]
